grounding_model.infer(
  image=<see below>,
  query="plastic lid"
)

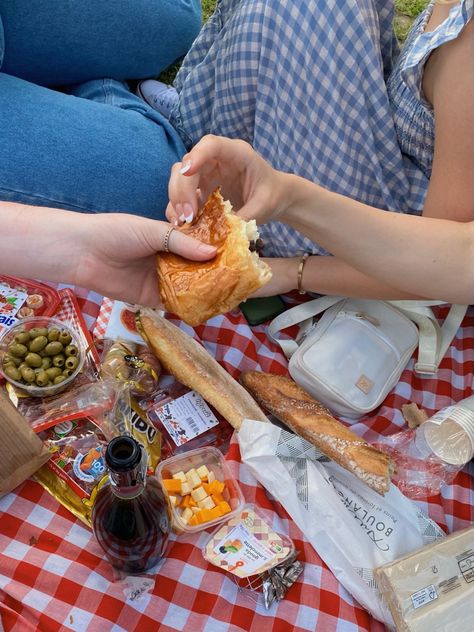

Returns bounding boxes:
[422,403,474,466]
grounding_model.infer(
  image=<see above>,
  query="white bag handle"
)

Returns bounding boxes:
[268,296,468,374]
[267,295,344,358]
[390,301,467,374]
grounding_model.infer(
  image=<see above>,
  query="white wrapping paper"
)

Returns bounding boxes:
[238,419,445,627]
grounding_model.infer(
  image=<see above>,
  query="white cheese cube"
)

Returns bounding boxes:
[196,464,210,479]
[207,470,216,484]
[169,495,178,507]
[191,506,200,514]
[197,495,215,510]
[185,468,202,489]
[172,471,187,482]
[180,481,193,495]
[191,486,208,502]
[181,507,193,524]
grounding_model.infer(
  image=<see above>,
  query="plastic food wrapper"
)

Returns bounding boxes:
[99,337,160,397]
[372,428,462,499]
[202,505,302,609]
[31,379,162,526]
[0,390,51,497]
[34,416,109,525]
[237,419,445,628]
[0,275,60,335]
[374,525,474,632]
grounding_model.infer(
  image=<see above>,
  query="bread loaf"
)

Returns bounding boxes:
[240,371,394,495]
[137,309,269,430]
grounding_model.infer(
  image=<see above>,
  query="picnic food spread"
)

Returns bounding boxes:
[1,215,473,629]
[156,188,272,326]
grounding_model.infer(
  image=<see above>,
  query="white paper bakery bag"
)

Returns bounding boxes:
[238,419,444,627]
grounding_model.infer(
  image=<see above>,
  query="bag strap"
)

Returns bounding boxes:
[267,295,344,358]
[268,296,468,372]
[389,301,468,374]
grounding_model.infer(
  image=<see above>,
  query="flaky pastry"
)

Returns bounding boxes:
[156,189,272,326]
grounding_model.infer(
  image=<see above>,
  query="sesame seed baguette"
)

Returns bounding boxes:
[240,371,394,495]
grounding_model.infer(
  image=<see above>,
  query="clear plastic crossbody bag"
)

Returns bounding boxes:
[268,297,467,420]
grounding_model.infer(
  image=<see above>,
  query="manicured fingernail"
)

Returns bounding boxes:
[183,203,194,223]
[179,214,186,223]
[180,161,191,174]
[172,218,178,226]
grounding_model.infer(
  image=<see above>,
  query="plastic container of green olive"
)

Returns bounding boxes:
[0,316,85,397]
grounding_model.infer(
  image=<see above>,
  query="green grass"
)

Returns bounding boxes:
[160,0,428,83]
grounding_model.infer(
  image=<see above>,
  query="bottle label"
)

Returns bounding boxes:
[148,391,219,447]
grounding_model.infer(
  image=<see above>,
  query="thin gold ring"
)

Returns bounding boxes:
[163,226,175,253]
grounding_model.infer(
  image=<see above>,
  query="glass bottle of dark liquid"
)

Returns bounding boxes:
[92,435,170,574]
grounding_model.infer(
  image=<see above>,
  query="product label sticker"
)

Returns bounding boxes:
[149,391,219,447]
[0,284,28,332]
[72,445,106,483]
[212,522,279,576]
[458,553,474,583]
[410,585,438,610]
[204,508,292,578]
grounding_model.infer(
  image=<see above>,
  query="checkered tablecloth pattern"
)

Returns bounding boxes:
[1,286,473,632]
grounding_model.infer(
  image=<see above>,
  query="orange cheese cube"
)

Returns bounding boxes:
[163,478,182,493]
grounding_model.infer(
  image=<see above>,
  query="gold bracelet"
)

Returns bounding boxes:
[297,253,310,295]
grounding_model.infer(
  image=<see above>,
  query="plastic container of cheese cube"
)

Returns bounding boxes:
[155,446,245,534]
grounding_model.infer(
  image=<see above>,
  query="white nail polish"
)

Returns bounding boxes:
[172,218,178,226]
[185,213,194,223]
[179,161,191,174]
[179,213,186,222]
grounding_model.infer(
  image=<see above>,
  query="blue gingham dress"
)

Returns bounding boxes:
[172,0,473,257]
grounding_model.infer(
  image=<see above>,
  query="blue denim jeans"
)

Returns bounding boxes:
[0,1,201,217]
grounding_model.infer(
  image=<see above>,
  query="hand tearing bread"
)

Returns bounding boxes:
[136,309,268,430]
[240,371,395,495]
[156,189,272,327]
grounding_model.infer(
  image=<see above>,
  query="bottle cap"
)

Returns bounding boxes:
[105,436,142,472]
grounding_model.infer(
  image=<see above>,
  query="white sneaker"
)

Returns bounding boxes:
[136,80,179,118]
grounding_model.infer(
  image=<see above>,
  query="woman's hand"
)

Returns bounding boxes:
[166,135,290,225]
[78,213,217,307]
[3,202,217,307]
[250,258,300,297]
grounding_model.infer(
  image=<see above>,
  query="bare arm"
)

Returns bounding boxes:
[1,201,215,306]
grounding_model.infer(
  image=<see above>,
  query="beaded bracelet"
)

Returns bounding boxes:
[297,253,310,295]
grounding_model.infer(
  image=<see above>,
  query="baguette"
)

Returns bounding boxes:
[240,371,394,495]
[137,309,268,430]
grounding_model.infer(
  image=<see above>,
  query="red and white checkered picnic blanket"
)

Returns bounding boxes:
[1,286,473,632]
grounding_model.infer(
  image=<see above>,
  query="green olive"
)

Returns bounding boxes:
[25,352,43,368]
[65,355,79,371]
[62,368,75,378]
[46,367,62,379]
[18,362,28,372]
[3,353,22,367]
[64,344,79,357]
[4,365,21,381]
[44,341,64,356]
[58,330,72,346]
[29,335,48,353]
[53,375,66,385]
[47,328,60,342]
[29,327,48,338]
[14,331,30,345]
[35,371,50,387]
[8,342,28,358]
[20,366,36,383]
[41,357,52,370]
[52,354,65,368]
